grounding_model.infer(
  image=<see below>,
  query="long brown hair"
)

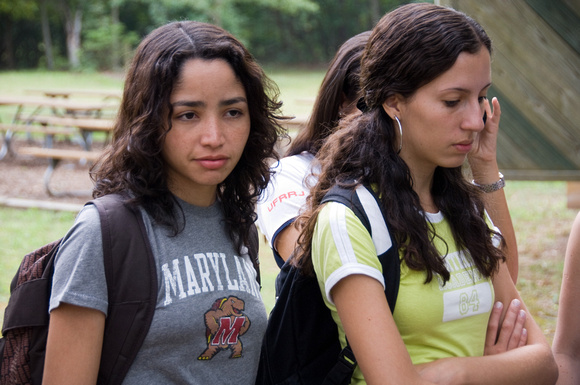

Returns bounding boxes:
[91,21,286,249]
[296,3,504,283]
[288,31,370,157]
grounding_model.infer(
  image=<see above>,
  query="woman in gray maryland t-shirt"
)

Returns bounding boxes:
[44,20,286,385]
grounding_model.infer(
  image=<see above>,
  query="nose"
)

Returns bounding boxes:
[461,100,486,132]
[200,115,225,147]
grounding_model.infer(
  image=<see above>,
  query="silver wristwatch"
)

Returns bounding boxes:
[472,172,505,193]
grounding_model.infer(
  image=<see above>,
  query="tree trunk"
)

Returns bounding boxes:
[61,0,82,70]
[1,16,15,69]
[369,0,380,27]
[40,0,54,70]
[111,3,121,71]
[210,0,223,27]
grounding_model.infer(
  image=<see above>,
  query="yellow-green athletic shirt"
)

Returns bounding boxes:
[312,201,497,384]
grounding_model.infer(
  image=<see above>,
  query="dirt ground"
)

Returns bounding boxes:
[0,138,100,207]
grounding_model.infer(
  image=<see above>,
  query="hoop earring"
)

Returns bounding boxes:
[395,116,402,154]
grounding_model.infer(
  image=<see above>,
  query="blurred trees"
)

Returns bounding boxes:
[0,0,414,71]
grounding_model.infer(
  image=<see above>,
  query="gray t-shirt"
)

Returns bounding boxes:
[50,197,267,384]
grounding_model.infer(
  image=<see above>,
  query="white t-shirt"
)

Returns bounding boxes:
[256,152,318,267]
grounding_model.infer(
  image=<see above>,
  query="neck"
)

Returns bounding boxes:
[169,185,217,207]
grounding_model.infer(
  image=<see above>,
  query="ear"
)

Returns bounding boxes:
[381,94,404,119]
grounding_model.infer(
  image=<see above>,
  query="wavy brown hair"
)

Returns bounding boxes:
[91,21,286,249]
[296,3,505,283]
[287,31,370,157]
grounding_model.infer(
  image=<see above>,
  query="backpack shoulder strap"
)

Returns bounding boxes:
[321,183,399,312]
[248,223,261,286]
[90,194,157,385]
[352,185,400,313]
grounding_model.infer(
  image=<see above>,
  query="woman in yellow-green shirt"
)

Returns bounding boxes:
[295,3,557,385]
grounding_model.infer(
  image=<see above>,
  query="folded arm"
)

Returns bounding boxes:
[334,263,557,385]
[418,261,557,385]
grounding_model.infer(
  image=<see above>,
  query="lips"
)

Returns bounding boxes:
[197,156,228,170]
[454,141,473,153]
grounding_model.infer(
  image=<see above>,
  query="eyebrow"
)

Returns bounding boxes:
[443,83,492,93]
[171,96,248,108]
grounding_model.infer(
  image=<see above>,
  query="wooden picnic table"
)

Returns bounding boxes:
[31,115,115,133]
[29,115,115,150]
[26,89,122,100]
[0,115,115,159]
[0,96,119,122]
[1,113,114,195]
[280,115,308,129]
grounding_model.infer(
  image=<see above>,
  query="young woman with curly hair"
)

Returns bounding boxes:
[43,20,285,385]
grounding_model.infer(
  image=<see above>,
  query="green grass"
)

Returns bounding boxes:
[505,181,577,341]
[264,66,326,117]
[0,71,122,95]
[0,208,78,308]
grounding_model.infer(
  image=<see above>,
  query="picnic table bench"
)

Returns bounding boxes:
[281,115,308,129]
[29,115,115,150]
[16,146,102,197]
[0,122,76,136]
[0,122,78,159]
[30,115,115,132]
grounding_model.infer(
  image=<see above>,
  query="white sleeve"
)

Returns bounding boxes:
[256,154,317,248]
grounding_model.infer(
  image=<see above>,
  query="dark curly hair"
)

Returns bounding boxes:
[295,3,505,284]
[91,21,287,249]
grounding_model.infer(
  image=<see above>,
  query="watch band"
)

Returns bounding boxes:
[472,172,505,193]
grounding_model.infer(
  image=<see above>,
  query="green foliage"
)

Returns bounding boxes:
[0,0,37,19]
[1,0,424,70]
[241,0,412,64]
[83,16,139,71]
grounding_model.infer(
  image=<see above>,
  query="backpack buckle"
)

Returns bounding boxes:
[337,347,357,369]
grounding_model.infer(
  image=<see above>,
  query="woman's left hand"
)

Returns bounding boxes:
[468,96,501,176]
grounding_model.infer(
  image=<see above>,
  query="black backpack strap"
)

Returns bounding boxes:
[248,223,261,286]
[321,184,400,311]
[320,183,400,385]
[349,185,400,312]
[91,194,157,385]
[320,346,357,385]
